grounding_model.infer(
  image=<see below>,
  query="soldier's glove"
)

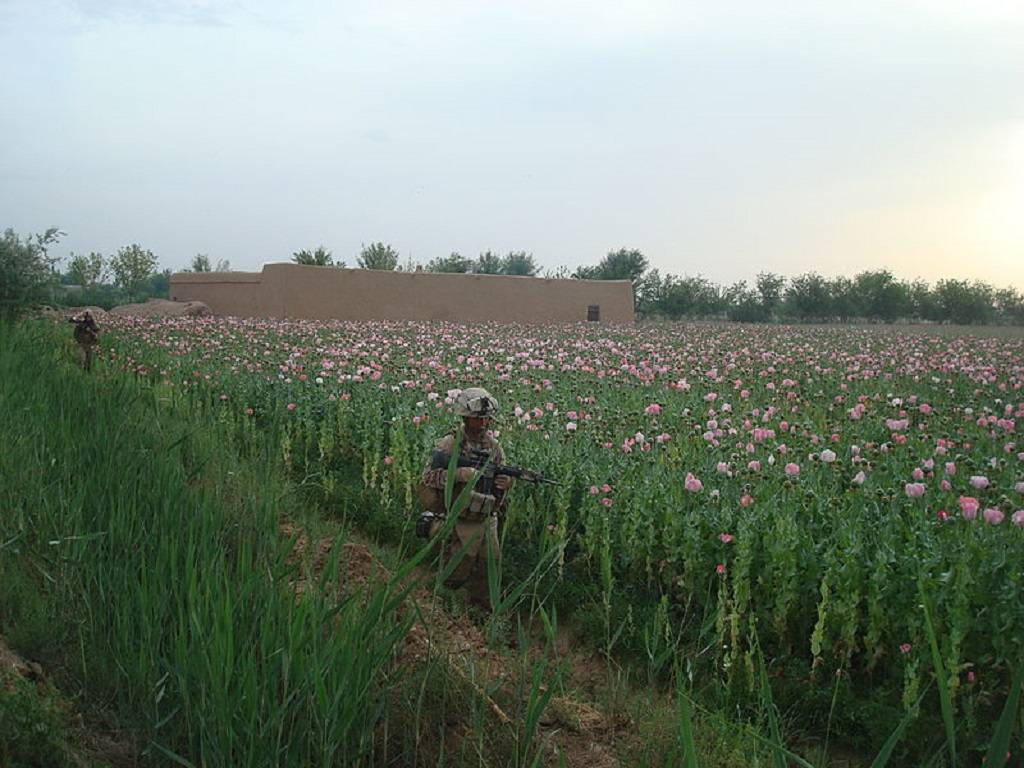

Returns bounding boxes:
[416,512,439,538]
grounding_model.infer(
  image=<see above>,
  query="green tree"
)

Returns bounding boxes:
[67,251,107,289]
[726,281,767,322]
[191,253,212,272]
[149,268,172,299]
[755,272,785,319]
[994,286,1024,325]
[908,279,940,322]
[109,243,158,295]
[783,272,832,322]
[0,227,62,320]
[827,276,857,323]
[474,251,504,274]
[933,279,995,325]
[214,259,231,272]
[573,247,648,291]
[634,269,664,316]
[292,246,336,267]
[647,274,724,318]
[501,251,538,276]
[426,252,471,273]
[358,242,399,270]
[852,269,911,322]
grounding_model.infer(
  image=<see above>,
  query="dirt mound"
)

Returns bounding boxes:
[109,298,212,318]
[0,634,43,681]
[40,306,110,323]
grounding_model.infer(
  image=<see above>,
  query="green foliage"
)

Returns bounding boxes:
[191,253,212,272]
[828,275,858,322]
[756,272,786,317]
[631,260,1016,326]
[640,270,725,319]
[148,267,171,299]
[475,250,504,274]
[783,272,832,321]
[726,281,769,322]
[473,250,539,276]
[934,278,995,325]
[109,243,158,295]
[853,270,912,323]
[0,227,62,321]
[66,251,107,288]
[427,251,471,273]
[502,251,538,276]
[358,241,400,270]
[0,667,69,768]
[574,247,648,290]
[0,321,415,766]
[292,245,337,266]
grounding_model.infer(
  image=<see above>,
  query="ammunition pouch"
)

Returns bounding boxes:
[462,491,497,522]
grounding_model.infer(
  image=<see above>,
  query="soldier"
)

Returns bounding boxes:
[69,310,99,371]
[416,387,513,609]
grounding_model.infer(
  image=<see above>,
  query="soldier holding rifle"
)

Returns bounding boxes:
[415,387,556,609]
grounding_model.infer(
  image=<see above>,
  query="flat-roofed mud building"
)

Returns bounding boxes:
[170,263,635,323]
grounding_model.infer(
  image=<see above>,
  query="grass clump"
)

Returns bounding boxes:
[0,666,69,768]
[0,320,416,766]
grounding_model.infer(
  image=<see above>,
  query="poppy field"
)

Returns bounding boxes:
[102,317,1024,760]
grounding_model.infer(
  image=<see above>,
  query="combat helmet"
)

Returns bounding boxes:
[454,387,498,418]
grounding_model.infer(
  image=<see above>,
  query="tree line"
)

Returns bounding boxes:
[2,226,1021,326]
[290,242,543,277]
[573,247,1024,326]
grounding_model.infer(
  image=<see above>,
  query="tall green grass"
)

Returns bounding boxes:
[0,321,416,766]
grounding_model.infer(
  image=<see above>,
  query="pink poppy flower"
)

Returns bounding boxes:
[983,508,1005,525]
[905,483,926,498]
[959,496,980,520]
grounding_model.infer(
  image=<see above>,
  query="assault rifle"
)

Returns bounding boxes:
[429,448,559,499]
[416,449,558,537]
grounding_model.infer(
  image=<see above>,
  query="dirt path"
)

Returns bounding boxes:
[281,523,628,768]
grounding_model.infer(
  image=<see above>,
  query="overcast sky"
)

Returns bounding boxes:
[2,0,1022,288]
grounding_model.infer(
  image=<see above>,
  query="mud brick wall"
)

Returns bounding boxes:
[170,264,635,324]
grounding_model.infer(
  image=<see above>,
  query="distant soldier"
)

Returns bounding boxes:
[416,387,513,609]
[69,310,99,371]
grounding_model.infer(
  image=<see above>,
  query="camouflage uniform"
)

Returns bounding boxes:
[70,312,99,371]
[417,428,507,607]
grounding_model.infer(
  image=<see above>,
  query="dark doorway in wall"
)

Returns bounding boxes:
[587,304,600,322]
